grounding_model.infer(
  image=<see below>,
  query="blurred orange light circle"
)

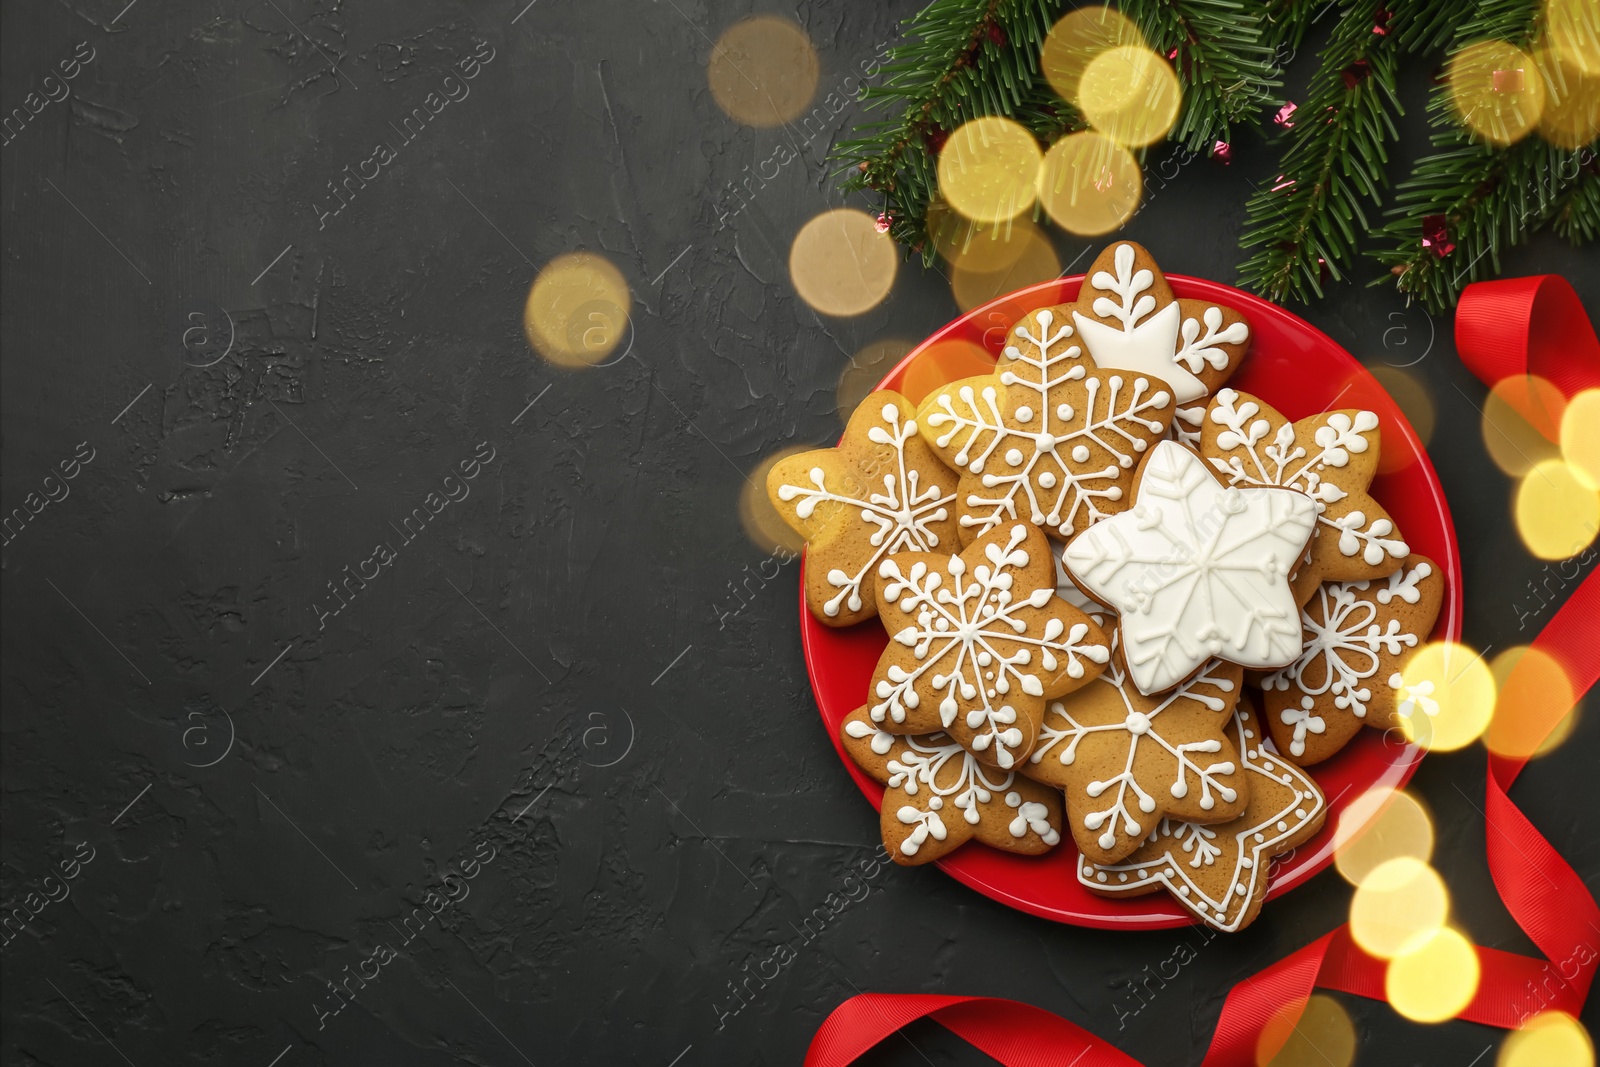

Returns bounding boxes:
[789,209,898,317]
[1036,130,1143,235]
[937,117,1043,224]
[707,16,819,127]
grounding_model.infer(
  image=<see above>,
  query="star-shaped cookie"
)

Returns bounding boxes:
[870,522,1110,770]
[1201,388,1410,604]
[1260,555,1443,765]
[1024,620,1249,866]
[767,390,960,626]
[1062,440,1319,696]
[1077,696,1327,931]
[839,706,1064,866]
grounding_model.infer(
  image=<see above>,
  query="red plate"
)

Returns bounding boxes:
[800,275,1464,928]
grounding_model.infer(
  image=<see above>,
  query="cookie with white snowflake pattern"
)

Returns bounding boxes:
[840,706,1064,866]
[1024,616,1249,866]
[917,286,1178,546]
[1201,389,1410,605]
[1068,242,1252,447]
[1077,697,1326,931]
[1261,555,1443,765]
[870,522,1110,771]
[1062,440,1319,697]
[767,391,961,626]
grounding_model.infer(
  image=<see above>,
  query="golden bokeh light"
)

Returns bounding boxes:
[1500,1011,1596,1067]
[1078,45,1183,147]
[1037,130,1143,235]
[789,209,898,317]
[739,446,812,555]
[1367,365,1436,473]
[1538,51,1600,149]
[937,116,1043,224]
[838,339,914,418]
[927,205,1042,273]
[523,253,633,368]
[1484,374,1565,474]
[1488,646,1580,760]
[1334,786,1435,887]
[1561,388,1600,489]
[1349,856,1450,959]
[1394,641,1497,751]
[1040,6,1147,104]
[899,338,996,406]
[1449,38,1547,144]
[1516,459,1600,560]
[707,16,820,127]
[951,224,1062,313]
[1258,994,1356,1067]
[1546,0,1600,75]
[1387,926,1480,1023]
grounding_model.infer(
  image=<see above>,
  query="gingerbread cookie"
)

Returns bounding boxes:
[870,522,1110,770]
[839,706,1063,865]
[1261,555,1443,765]
[1062,439,1318,696]
[767,391,960,626]
[1077,696,1326,931]
[1024,617,1249,866]
[1201,388,1410,604]
[917,268,1179,545]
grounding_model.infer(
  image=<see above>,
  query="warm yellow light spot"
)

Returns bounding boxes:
[1538,51,1600,148]
[1040,6,1147,104]
[927,206,1043,273]
[951,225,1061,313]
[937,117,1043,224]
[1394,641,1497,751]
[788,209,898,317]
[1561,389,1600,489]
[740,446,813,554]
[1449,39,1547,145]
[838,339,914,418]
[1350,856,1450,959]
[1488,645,1579,759]
[1516,460,1600,560]
[1334,786,1435,887]
[1366,365,1436,473]
[1257,994,1356,1067]
[1546,0,1600,76]
[707,16,819,127]
[1078,45,1182,147]
[1036,130,1143,236]
[899,339,996,406]
[1482,374,1564,474]
[1500,1011,1596,1067]
[1387,926,1480,1022]
[523,253,633,368]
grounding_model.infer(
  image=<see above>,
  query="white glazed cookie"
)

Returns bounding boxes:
[1261,555,1444,765]
[870,522,1110,770]
[1062,440,1318,696]
[767,390,961,627]
[1077,696,1327,932]
[839,706,1064,866]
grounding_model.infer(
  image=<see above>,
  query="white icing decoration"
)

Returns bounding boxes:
[1206,390,1409,567]
[776,402,957,617]
[1279,696,1326,757]
[873,524,1110,768]
[1389,673,1439,720]
[923,309,1171,541]
[1062,440,1318,695]
[1005,791,1060,845]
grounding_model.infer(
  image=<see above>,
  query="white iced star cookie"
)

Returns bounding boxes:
[1062,440,1319,696]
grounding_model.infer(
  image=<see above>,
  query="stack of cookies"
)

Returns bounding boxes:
[769,242,1440,932]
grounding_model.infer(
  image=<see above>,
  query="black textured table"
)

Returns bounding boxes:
[2,2,1597,1065]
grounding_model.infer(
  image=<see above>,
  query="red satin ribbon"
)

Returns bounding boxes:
[806,277,1600,1067]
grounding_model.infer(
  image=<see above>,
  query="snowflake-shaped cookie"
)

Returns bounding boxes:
[768,390,960,626]
[871,522,1110,770]
[1024,622,1248,865]
[1261,556,1443,765]
[1077,697,1326,931]
[839,705,1063,866]
[1062,440,1319,696]
[916,263,1181,544]
[1201,389,1410,604]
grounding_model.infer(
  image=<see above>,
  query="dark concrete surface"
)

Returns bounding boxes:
[2,1,1597,1064]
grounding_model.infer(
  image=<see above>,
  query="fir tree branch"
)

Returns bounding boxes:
[1550,157,1600,243]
